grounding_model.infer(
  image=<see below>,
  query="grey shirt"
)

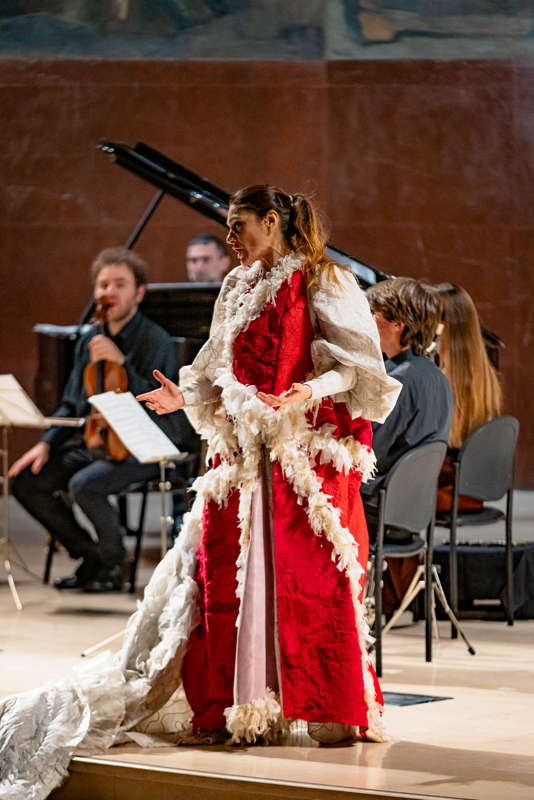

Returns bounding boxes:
[362,347,452,495]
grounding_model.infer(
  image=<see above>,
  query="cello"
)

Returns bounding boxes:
[83,296,130,461]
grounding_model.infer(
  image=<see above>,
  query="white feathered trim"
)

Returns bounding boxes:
[307,426,377,482]
[210,375,387,739]
[269,413,387,741]
[224,689,283,744]
[203,253,387,741]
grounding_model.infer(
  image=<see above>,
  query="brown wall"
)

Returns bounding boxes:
[1,59,532,485]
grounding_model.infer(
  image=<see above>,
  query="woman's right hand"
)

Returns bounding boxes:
[136,369,185,414]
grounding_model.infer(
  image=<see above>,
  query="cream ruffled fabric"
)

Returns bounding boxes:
[181,259,401,426]
[0,509,202,799]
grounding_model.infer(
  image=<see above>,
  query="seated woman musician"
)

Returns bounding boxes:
[434,282,502,513]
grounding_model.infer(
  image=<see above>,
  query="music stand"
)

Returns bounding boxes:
[0,375,82,610]
[79,391,183,657]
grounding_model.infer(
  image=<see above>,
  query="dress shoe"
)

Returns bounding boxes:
[83,562,125,593]
[54,554,102,590]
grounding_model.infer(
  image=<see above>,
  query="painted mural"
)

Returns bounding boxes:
[1,0,534,59]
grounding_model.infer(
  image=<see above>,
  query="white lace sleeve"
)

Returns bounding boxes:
[304,363,355,400]
[308,266,401,422]
[178,269,241,406]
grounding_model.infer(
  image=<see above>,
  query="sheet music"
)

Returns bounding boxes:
[0,375,83,428]
[88,391,182,464]
[0,375,45,426]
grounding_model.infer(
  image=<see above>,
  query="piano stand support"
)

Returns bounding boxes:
[125,188,166,250]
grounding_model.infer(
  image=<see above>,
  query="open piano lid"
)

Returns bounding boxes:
[98,139,504,364]
[98,140,390,289]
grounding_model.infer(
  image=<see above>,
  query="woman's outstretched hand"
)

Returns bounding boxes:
[136,369,185,414]
[257,382,312,408]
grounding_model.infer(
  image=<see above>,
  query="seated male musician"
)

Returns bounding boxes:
[9,247,192,592]
[362,277,452,614]
[362,277,453,540]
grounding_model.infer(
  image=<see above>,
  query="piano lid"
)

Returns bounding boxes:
[97,139,503,364]
[98,139,391,288]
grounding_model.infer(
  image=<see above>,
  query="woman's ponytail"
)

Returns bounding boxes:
[290,194,333,285]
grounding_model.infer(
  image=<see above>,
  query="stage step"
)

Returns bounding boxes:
[50,754,447,800]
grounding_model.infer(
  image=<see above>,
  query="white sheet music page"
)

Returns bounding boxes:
[0,374,46,427]
[88,391,181,464]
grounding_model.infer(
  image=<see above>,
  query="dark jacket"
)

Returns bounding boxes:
[42,311,195,451]
[362,347,452,495]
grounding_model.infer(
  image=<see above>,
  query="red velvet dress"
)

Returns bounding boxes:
[181,265,385,740]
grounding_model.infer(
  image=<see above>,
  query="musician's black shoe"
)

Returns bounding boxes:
[54,554,102,590]
[83,561,125,593]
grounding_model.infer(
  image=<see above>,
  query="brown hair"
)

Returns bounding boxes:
[435,283,502,448]
[229,185,342,285]
[91,247,149,287]
[367,277,442,356]
[187,233,228,258]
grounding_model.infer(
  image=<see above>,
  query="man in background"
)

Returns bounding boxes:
[185,233,230,282]
[9,247,190,593]
[363,277,452,613]
[364,277,452,505]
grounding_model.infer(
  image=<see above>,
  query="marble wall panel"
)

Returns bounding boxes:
[1,58,532,485]
[326,61,516,228]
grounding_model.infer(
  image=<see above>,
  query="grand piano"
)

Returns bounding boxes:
[34,141,502,413]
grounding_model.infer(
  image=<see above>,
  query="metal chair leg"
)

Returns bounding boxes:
[425,520,435,662]
[43,535,56,584]
[449,460,460,639]
[129,488,148,594]
[505,487,514,626]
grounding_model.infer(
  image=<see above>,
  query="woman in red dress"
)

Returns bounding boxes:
[138,185,401,744]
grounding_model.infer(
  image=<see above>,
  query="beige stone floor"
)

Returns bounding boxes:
[2,493,534,800]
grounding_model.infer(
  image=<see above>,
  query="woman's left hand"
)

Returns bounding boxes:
[257,382,312,408]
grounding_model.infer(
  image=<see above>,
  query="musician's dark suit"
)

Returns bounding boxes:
[11,311,193,588]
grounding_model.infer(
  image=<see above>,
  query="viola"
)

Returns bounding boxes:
[83,296,130,461]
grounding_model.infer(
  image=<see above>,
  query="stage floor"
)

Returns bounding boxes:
[2,493,534,800]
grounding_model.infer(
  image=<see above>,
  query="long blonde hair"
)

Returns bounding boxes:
[436,283,502,448]
[229,185,342,286]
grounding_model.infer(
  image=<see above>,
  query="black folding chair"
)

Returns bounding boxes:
[435,416,519,634]
[372,441,475,677]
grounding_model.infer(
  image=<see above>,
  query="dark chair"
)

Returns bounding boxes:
[43,453,199,593]
[372,441,447,677]
[435,416,519,633]
[119,453,199,593]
